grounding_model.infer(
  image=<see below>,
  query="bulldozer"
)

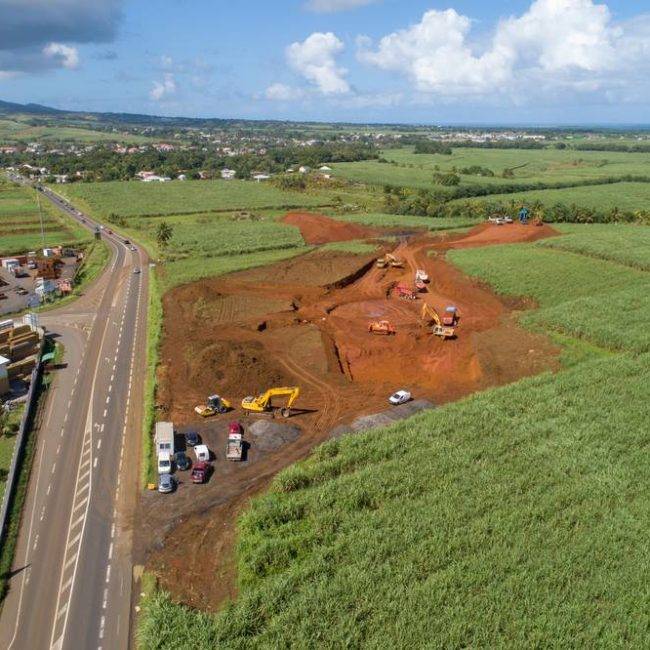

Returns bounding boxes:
[194,394,232,417]
[368,320,396,335]
[241,386,300,418]
[421,303,455,339]
[376,253,405,269]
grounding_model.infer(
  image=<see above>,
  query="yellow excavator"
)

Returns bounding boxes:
[241,386,300,418]
[421,303,456,339]
[376,253,405,269]
[195,394,232,417]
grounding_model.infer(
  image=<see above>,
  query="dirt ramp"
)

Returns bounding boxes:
[283,211,378,244]
[445,222,559,249]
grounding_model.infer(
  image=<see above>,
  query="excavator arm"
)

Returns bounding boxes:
[242,386,300,417]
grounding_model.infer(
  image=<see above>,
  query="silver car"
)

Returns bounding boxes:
[158,473,175,493]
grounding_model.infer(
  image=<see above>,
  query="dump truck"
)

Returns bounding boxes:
[226,431,243,461]
[376,253,405,269]
[194,394,231,417]
[421,303,455,339]
[394,283,417,300]
[441,306,459,327]
[368,320,396,335]
[241,386,300,418]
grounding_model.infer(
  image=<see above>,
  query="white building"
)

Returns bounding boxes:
[221,168,237,180]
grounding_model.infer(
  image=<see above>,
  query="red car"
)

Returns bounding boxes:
[229,421,242,436]
[191,461,211,484]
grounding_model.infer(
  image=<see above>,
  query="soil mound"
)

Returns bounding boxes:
[446,222,559,248]
[249,420,302,451]
[283,211,377,245]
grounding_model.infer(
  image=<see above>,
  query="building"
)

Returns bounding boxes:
[252,173,271,182]
[221,168,237,180]
[298,165,311,174]
[319,165,332,171]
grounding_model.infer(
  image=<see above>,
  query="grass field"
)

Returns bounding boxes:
[0,407,24,502]
[454,181,650,214]
[138,222,650,649]
[0,178,89,254]
[55,180,342,219]
[0,117,151,144]
[330,147,650,201]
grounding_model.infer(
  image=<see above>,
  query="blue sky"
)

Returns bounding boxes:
[1,0,650,124]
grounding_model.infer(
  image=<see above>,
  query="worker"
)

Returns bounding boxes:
[519,206,529,224]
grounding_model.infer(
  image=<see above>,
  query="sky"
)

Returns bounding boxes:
[1,0,650,124]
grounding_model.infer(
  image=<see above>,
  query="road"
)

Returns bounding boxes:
[0,181,148,650]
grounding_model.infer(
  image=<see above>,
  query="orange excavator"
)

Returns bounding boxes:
[421,303,455,339]
[368,320,396,335]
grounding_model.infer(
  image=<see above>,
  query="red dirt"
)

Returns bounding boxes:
[283,211,378,244]
[140,220,562,610]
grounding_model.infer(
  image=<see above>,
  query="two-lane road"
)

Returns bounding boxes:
[0,181,148,650]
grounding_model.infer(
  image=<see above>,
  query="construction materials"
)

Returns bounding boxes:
[394,283,417,300]
[194,394,231,417]
[368,320,396,335]
[241,386,300,418]
[415,269,429,283]
[421,303,455,339]
[226,422,244,461]
[376,253,405,269]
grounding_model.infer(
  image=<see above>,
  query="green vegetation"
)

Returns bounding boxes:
[141,272,162,487]
[0,406,23,502]
[539,223,650,270]
[0,178,88,254]
[0,118,151,144]
[320,240,378,254]
[138,222,650,649]
[55,180,335,219]
[455,181,650,214]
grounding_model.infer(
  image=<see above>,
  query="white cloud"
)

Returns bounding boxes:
[286,32,350,95]
[304,0,378,12]
[160,54,174,69]
[150,73,176,101]
[357,0,645,101]
[43,42,79,69]
[265,83,305,101]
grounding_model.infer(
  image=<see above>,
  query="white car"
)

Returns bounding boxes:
[488,216,504,225]
[157,452,172,474]
[389,390,412,405]
[194,444,210,462]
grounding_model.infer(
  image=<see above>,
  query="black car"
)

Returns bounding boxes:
[184,431,200,447]
[175,451,191,471]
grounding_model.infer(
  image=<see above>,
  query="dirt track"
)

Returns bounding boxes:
[141,218,561,610]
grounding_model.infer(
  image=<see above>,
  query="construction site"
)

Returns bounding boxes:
[143,213,562,609]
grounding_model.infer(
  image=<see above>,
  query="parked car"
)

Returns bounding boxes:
[389,390,412,405]
[124,239,131,245]
[191,461,211,484]
[193,444,210,462]
[175,450,191,471]
[184,431,200,447]
[157,452,172,474]
[133,268,141,274]
[158,473,175,493]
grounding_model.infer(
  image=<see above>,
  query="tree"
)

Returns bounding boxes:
[156,221,173,249]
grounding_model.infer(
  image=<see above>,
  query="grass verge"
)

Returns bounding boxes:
[141,271,162,488]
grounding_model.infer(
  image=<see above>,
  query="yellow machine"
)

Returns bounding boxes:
[241,386,300,418]
[194,394,232,417]
[376,253,405,269]
[421,303,455,339]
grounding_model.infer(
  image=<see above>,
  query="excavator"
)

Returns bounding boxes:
[241,386,300,418]
[194,394,232,417]
[421,303,456,339]
[368,320,396,335]
[376,253,405,269]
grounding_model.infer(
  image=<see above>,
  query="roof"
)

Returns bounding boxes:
[0,355,9,365]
